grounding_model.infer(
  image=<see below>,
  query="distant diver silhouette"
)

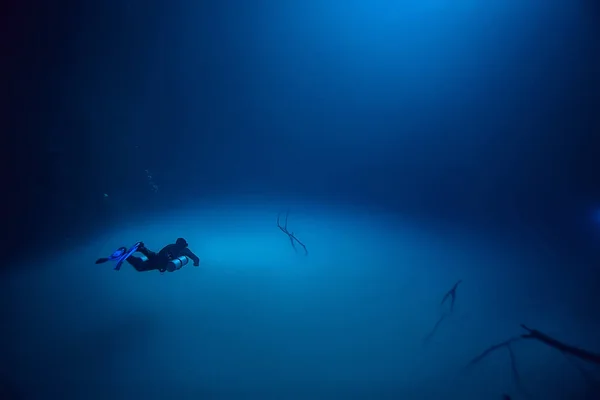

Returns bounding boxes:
[96,239,200,273]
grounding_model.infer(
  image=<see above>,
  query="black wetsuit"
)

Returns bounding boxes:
[127,242,200,272]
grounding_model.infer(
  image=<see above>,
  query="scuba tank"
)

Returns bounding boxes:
[166,255,189,272]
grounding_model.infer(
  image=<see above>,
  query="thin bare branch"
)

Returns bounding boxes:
[465,337,523,369]
[520,324,600,365]
[277,210,308,255]
[423,280,463,344]
[441,280,462,313]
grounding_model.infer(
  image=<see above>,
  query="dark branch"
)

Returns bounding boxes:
[465,337,531,398]
[507,342,530,398]
[520,324,600,365]
[423,313,447,345]
[466,325,600,398]
[441,279,462,313]
[465,337,523,369]
[423,280,463,344]
[277,211,308,255]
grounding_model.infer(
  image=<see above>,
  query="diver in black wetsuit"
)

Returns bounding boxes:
[127,238,200,273]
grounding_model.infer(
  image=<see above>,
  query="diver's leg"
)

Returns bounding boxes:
[126,255,151,272]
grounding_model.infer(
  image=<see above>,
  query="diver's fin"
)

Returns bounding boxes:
[113,241,143,271]
[95,258,109,264]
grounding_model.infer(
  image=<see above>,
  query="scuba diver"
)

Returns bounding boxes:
[96,238,200,273]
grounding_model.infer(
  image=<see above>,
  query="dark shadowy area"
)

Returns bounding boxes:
[2,2,600,254]
[0,379,23,400]
[3,1,600,266]
[3,1,168,260]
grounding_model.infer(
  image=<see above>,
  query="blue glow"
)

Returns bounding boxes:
[8,1,598,399]
[5,198,597,398]
[208,0,589,181]
[592,208,600,225]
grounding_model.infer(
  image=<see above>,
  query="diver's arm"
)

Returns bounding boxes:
[182,248,200,266]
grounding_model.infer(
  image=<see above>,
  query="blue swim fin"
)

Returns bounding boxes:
[99,242,143,271]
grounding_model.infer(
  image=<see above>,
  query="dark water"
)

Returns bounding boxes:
[4,1,600,399]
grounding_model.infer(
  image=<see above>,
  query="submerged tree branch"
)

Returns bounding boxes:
[520,324,600,365]
[466,325,600,398]
[423,280,463,344]
[277,210,308,255]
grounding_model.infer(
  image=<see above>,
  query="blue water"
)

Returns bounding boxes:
[3,198,599,398]
[4,0,600,398]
